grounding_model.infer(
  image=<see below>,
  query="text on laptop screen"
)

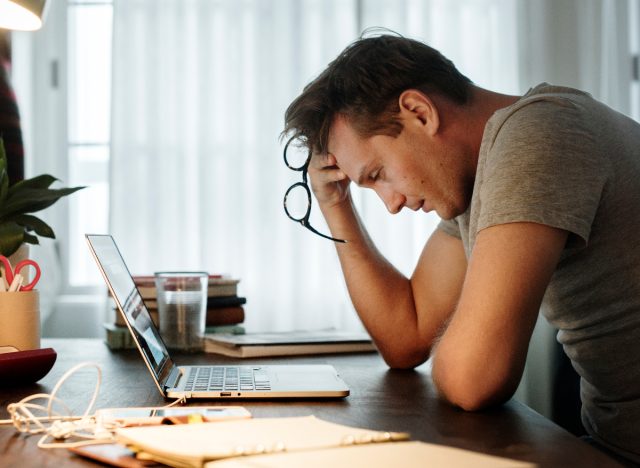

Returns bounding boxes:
[87,235,170,375]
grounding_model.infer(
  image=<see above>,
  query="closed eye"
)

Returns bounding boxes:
[357,166,382,187]
[369,168,383,182]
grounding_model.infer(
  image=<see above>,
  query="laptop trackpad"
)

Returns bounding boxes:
[269,365,347,391]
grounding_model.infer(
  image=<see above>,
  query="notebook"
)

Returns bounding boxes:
[86,234,349,399]
[112,416,533,468]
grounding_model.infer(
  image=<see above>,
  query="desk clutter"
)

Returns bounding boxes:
[0,347,57,385]
[0,359,531,468]
[104,274,246,350]
[70,415,533,468]
[0,255,55,385]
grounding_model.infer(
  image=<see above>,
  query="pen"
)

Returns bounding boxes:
[8,274,23,292]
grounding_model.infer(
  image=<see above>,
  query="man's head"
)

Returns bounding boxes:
[283,33,478,219]
[283,32,472,155]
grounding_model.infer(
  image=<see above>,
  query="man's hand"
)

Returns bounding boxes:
[308,152,351,208]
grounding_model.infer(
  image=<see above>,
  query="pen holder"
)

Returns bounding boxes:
[0,290,40,351]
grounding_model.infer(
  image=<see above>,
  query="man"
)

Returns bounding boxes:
[282,34,640,465]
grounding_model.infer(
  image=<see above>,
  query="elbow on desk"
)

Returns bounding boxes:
[431,360,515,412]
[377,343,431,370]
[437,385,508,412]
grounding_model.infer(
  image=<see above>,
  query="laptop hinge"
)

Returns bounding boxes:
[164,365,182,391]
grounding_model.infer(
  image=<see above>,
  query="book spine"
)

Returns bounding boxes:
[205,324,246,335]
[114,307,158,327]
[203,341,377,358]
[208,284,238,297]
[103,324,137,350]
[206,306,245,326]
[207,296,246,308]
[132,276,240,298]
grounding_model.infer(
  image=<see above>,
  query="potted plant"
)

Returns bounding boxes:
[0,137,84,257]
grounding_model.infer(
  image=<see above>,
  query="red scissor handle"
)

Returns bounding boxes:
[0,257,41,291]
[12,260,41,291]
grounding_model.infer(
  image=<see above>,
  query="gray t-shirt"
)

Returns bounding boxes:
[439,83,640,462]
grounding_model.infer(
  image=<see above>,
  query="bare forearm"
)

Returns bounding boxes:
[305,151,462,368]
[430,223,568,411]
[321,197,432,367]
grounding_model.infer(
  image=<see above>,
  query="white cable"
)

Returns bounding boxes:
[163,395,188,407]
[3,362,111,448]
[47,362,102,419]
[1,361,189,449]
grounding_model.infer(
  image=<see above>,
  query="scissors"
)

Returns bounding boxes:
[0,256,42,292]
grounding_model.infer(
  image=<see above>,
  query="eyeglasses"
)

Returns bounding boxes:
[283,136,346,243]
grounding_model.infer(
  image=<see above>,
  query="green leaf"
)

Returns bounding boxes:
[12,214,56,238]
[0,221,25,257]
[0,136,85,251]
[0,186,85,218]
[7,174,59,195]
[22,232,39,245]
[0,137,6,174]
[0,168,8,206]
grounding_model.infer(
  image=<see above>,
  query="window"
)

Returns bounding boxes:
[67,0,113,287]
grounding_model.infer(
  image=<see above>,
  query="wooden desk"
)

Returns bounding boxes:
[0,339,622,467]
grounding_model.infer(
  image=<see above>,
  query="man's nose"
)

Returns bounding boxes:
[378,188,405,214]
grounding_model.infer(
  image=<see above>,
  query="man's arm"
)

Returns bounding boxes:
[431,222,568,411]
[308,152,467,368]
[320,193,467,368]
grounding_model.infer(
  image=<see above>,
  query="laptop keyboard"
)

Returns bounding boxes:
[184,367,271,392]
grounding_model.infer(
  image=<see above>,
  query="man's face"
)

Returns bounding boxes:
[327,114,472,220]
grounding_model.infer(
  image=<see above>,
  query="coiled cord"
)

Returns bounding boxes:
[0,361,187,449]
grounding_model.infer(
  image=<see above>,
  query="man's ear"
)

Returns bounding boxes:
[398,89,440,136]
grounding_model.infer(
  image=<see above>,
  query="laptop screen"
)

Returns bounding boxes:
[86,234,172,381]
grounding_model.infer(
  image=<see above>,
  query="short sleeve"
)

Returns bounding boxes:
[437,218,461,239]
[477,99,610,246]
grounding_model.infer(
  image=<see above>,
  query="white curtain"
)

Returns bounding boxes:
[517,0,632,112]
[111,0,360,332]
[110,0,520,333]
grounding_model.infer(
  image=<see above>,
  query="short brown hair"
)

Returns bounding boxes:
[283,32,472,154]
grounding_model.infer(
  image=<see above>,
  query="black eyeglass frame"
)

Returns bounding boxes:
[283,137,346,243]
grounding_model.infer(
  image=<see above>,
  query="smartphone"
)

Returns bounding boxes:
[95,406,251,426]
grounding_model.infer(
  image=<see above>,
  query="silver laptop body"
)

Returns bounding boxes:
[86,234,349,399]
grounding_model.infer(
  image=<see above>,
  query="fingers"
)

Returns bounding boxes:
[311,153,347,178]
[306,151,351,205]
[309,151,337,170]
[323,169,348,183]
[324,153,338,167]
[309,157,348,183]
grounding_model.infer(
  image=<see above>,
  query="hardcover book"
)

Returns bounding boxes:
[206,306,245,326]
[204,329,376,358]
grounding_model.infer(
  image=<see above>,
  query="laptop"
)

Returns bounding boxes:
[86,234,349,399]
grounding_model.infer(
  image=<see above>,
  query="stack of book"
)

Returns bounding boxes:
[104,274,246,350]
[125,276,159,326]
[206,277,246,334]
[204,329,377,357]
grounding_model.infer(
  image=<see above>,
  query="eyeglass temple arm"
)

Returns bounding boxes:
[301,220,347,243]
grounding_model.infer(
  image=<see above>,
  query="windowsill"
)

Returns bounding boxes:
[41,293,109,338]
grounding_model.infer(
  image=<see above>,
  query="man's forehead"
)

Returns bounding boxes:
[327,115,359,155]
[326,116,377,185]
